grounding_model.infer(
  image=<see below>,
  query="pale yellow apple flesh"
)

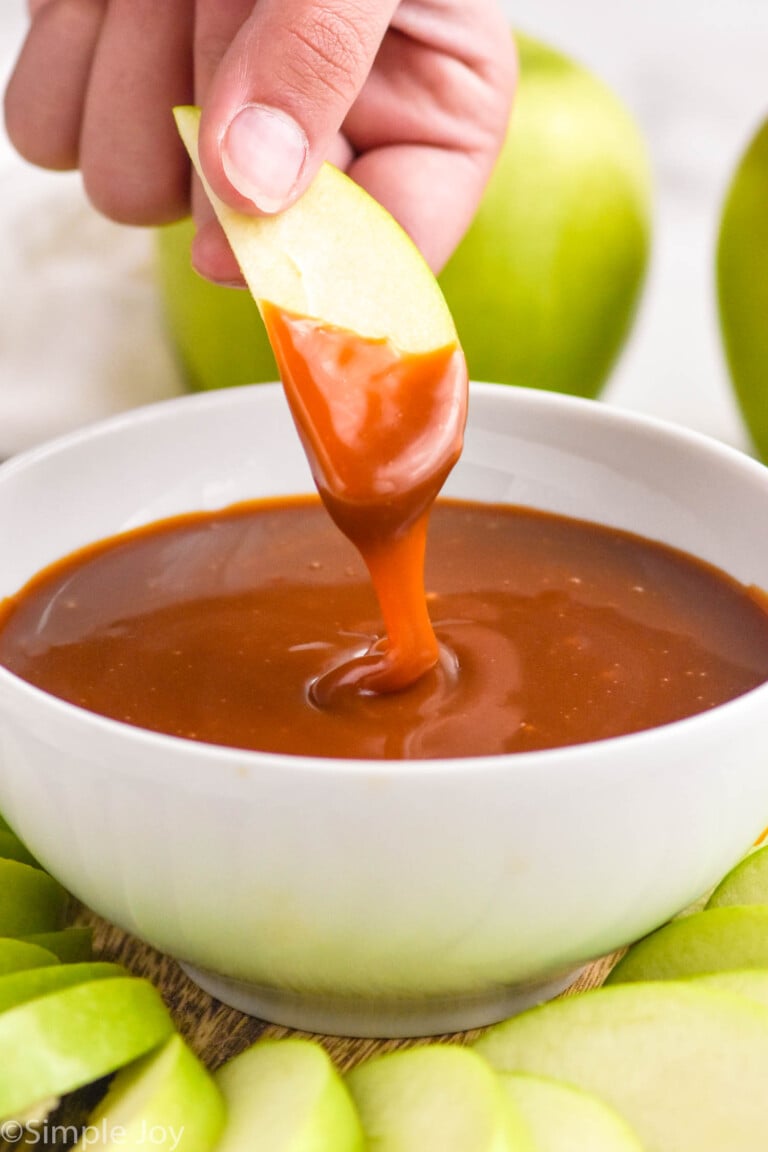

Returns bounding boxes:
[214,1037,364,1152]
[76,1034,225,1152]
[345,1044,535,1151]
[173,106,456,355]
[475,981,768,1151]
[497,1072,645,1152]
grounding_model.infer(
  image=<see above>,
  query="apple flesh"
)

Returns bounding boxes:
[75,1034,225,1152]
[606,906,768,984]
[0,859,68,936]
[475,981,768,1151]
[690,969,768,1011]
[0,976,175,1122]
[345,1043,535,1152]
[214,1037,364,1152]
[497,1072,644,1152]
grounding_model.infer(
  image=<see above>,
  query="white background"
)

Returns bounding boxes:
[1,0,767,456]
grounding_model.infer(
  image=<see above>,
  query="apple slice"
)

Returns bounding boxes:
[345,1043,535,1151]
[690,969,768,1011]
[605,906,768,983]
[0,858,68,936]
[498,1073,644,1152]
[475,981,768,1151]
[0,976,174,1122]
[215,1037,364,1152]
[706,844,768,908]
[0,938,58,976]
[74,1034,224,1152]
[173,107,456,355]
[21,928,93,963]
[0,961,122,1014]
[0,830,40,869]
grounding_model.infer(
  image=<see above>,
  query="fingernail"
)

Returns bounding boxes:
[221,104,308,213]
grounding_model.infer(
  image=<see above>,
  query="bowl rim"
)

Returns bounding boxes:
[1,379,767,783]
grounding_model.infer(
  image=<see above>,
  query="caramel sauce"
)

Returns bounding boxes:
[1,498,768,760]
[261,304,467,693]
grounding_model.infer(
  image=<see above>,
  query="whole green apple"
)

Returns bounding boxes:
[156,33,651,397]
[717,117,768,459]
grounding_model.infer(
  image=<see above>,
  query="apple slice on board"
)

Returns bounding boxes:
[214,1037,364,1152]
[0,858,68,936]
[21,927,93,963]
[173,107,456,355]
[0,976,174,1121]
[0,938,58,977]
[706,843,768,907]
[345,1043,535,1152]
[690,969,768,1011]
[475,981,768,1151]
[605,906,768,983]
[497,1073,644,1152]
[74,1034,225,1152]
[0,961,122,1014]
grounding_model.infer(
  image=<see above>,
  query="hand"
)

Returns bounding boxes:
[4,0,516,280]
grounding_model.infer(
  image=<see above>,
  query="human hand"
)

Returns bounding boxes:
[4,0,516,281]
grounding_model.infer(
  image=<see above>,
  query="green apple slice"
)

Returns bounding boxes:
[173,106,457,354]
[215,1037,364,1152]
[475,981,768,1151]
[0,976,174,1122]
[75,1034,224,1152]
[345,1043,535,1152]
[0,859,68,935]
[0,961,123,1014]
[690,969,768,1011]
[0,830,40,869]
[706,844,768,908]
[21,927,93,963]
[497,1073,645,1152]
[0,938,58,976]
[606,906,768,983]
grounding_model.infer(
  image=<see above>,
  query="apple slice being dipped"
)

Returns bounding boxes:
[174,107,468,695]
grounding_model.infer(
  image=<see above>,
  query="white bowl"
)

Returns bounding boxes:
[1,382,767,1037]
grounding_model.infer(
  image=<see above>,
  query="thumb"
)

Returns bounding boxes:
[196,0,397,215]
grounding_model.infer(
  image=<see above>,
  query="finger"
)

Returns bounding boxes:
[195,0,397,216]
[189,0,256,277]
[344,0,517,270]
[79,0,193,224]
[4,0,105,171]
[348,145,491,273]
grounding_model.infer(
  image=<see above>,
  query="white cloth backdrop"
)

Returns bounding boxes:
[1,0,766,456]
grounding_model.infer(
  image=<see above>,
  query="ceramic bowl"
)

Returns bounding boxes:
[1,382,767,1037]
